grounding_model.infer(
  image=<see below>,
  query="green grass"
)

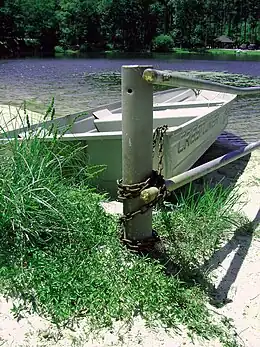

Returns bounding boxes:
[173,47,260,57]
[0,121,247,346]
[21,98,61,117]
[208,48,260,56]
[154,184,240,272]
[173,48,208,54]
[54,46,260,57]
[54,46,80,56]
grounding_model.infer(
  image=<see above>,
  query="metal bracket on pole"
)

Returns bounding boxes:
[143,68,260,95]
[120,65,154,242]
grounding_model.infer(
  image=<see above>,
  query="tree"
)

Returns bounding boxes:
[0,0,259,57]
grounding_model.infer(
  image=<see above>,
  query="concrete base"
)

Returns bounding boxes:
[100,201,123,215]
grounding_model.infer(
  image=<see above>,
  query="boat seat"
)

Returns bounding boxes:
[93,101,223,132]
[94,110,195,132]
[92,100,223,121]
[93,108,113,120]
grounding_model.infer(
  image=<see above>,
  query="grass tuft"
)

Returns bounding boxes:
[154,184,240,272]
[0,113,245,346]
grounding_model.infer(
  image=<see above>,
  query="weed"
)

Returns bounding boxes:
[0,108,244,346]
[154,183,241,272]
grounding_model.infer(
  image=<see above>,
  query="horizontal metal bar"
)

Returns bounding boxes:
[153,100,223,111]
[143,69,260,95]
[140,140,260,203]
[165,140,260,192]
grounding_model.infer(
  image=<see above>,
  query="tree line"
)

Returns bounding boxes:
[0,0,259,57]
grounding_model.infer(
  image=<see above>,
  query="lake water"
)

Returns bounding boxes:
[0,54,260,142]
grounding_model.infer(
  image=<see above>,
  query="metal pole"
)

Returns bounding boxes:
[121,65,153,241]
[165,139,260,191]
[143,68,260,96]
[140,139,260,203]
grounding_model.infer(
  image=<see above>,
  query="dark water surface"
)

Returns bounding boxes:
[0,55,260,142]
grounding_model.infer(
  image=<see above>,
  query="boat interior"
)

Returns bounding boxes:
[67,88,234,135]
[1,88,235,140]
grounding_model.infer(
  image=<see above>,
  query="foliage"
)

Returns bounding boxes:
[54,45,65,54]
[0,117,96,248]
[1,0,259,57]
[0,108,243,346]
[154,184,240,272]
[152,34,174,52]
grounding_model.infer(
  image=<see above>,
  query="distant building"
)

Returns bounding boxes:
[214,35,234,48]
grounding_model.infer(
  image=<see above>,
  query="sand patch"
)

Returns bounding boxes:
[0,104,44,134]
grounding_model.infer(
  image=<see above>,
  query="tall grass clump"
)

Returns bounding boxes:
[154,184,240,273]
[0,124,98,250]
[0,109,243,346]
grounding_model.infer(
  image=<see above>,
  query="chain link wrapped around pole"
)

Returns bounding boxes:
[118,124,168,253]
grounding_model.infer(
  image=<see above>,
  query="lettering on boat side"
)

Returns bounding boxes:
[177,112,226,153]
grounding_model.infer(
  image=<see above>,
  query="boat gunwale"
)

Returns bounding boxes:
[0,88,237,142]
[36,93,236,142]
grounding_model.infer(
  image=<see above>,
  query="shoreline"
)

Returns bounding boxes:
[53,48,260,58]
[2,47,256,59]
[0,105,44,133]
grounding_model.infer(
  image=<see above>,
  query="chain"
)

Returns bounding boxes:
[153,124,168,175]
[118,170,166,225]
[117,176,151,201]
[117,125,169,252]
[120,230,160,254]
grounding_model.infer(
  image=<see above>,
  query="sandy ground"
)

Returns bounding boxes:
[0,127,259,346]
[0,105,44,134]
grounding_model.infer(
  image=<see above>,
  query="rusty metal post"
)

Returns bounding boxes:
[121,65,153,241]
